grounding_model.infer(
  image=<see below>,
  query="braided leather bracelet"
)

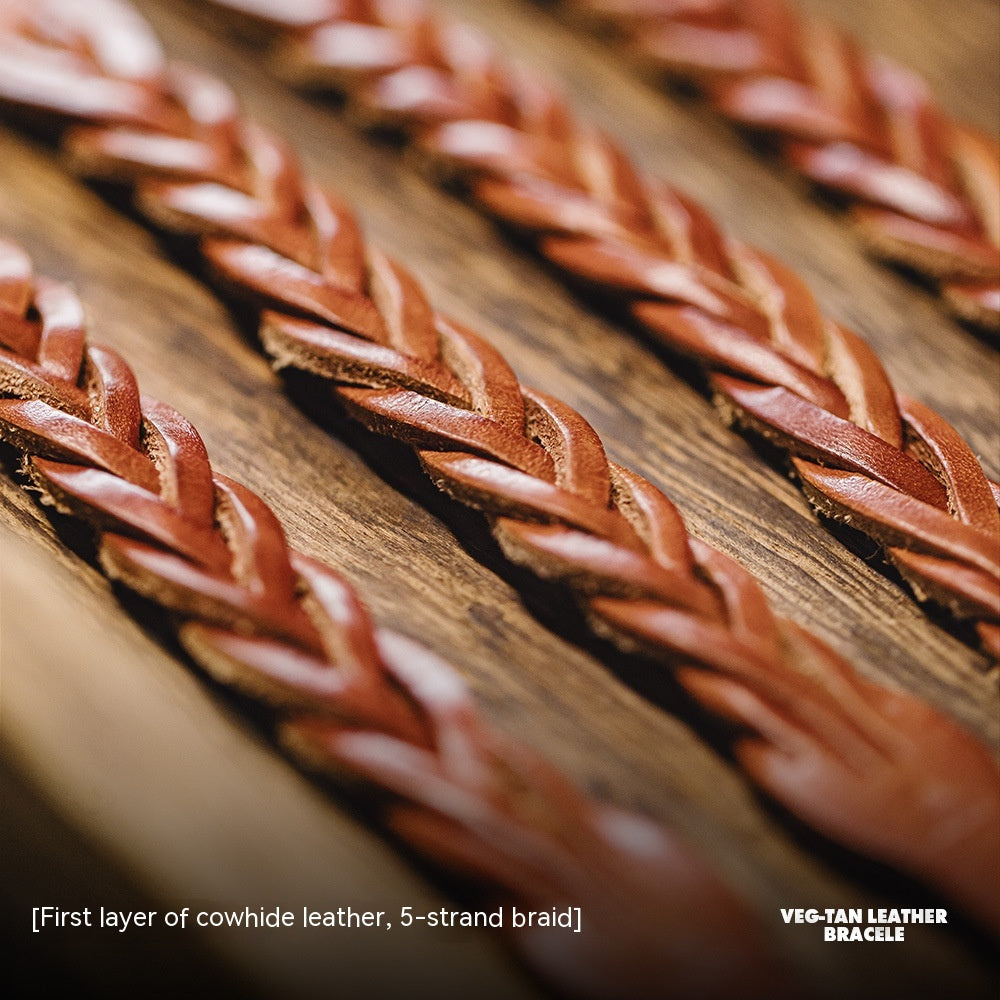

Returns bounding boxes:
[534,0,1000,332]
[0,236,795,999]
[161,0,999,647]
[1,0,999,936]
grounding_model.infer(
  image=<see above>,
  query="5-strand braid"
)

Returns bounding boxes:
[0,234,787,1000]
[0,0,956,678]
[543,0,1000,330]
[133,0,1000,647]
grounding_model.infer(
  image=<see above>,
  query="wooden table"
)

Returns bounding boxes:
[1,0,997,996]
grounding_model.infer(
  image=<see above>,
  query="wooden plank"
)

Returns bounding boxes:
[1,0,997,994]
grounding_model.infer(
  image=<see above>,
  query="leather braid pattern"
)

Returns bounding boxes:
[0,235,785,999]
[0,0,966,676]
[551,0,1000,330]
[0,0,998,936]
[182,0,996,648]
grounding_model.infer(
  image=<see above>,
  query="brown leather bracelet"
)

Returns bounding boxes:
[163,0,999,648]
[0,234,793,999]
[538,0,1000,332]
[1,0,998,937]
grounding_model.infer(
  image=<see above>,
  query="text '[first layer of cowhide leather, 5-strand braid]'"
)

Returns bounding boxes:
[537,0,1000,330]
[156,0,1000,648]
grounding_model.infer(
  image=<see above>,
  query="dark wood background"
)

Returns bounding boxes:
[1,0,997,996]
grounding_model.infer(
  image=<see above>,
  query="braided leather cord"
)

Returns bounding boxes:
[0,0,998,937]
[563,0,1000,332]
[0,235,789,999]
[159,0,999,648]
[547,0,1000,331]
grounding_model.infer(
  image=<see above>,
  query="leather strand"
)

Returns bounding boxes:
[169,0,999,645]
[0,1,998,935]
[544,0,1000,331]
[0,235,787,999]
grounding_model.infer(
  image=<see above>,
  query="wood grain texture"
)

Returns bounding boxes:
[0,0,997,996]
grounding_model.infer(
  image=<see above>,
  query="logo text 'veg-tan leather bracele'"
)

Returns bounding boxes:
[0,3,998,939]
[146,0,998,649]
[537,0,1000,331]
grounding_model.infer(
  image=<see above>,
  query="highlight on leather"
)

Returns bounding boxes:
[0,6,998,938]
[533,0,1000,331]
[139,0,998,647]
[0,235,788,1000]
